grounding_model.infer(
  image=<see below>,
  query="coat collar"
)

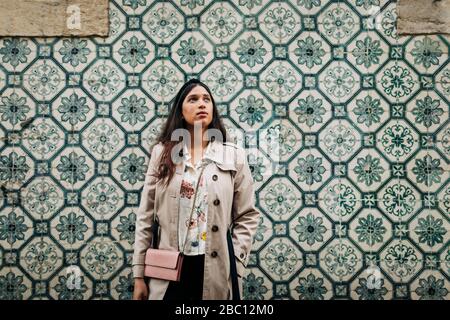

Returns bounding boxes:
[175,139,236,174]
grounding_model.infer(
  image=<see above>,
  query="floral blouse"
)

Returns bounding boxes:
[178,142,214,255]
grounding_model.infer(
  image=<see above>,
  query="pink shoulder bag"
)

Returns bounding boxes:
[144,166,206,282]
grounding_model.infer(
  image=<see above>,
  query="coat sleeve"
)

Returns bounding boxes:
[231,147,260,267]
[132,144,161,278]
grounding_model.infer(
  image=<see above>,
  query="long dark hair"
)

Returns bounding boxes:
[151,79,228,187]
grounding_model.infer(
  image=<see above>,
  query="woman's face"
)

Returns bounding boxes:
[181,85,213,129]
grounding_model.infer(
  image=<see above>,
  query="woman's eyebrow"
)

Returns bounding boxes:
[186,94,211,98]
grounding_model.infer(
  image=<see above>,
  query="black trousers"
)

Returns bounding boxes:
[163,254,205,301]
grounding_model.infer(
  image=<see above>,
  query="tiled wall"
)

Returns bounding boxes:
[0,0,449,300]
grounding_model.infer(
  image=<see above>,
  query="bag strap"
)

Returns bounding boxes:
[152,165,160,248]
[151,213,160,249]
[181,164,206,255]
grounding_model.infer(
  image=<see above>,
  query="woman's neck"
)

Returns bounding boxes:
[188,128,209,149]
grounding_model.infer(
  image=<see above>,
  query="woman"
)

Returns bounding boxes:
[132,78,260,300]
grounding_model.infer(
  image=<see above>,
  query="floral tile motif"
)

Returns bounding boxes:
[142,2,185,45]
[0,267,33,300]
[349,266,394,300]
[50,208,95,250]
[259,237,303,282]
[52,88,96,132]
[231,31,274,73]
[0,38,37,72]
[410,270,449,300]
[22,59,66,101]
[356,206,390,234]
[0,88,36,131]
[0,0,449,300]
[172,31,215,73]
[318,238,364,282]
[53,39,97,73]
[288,207,333,252]
[289,267,333,300]
[48,267,93,300]
[0,207,33,250]
[259,177,303,221]
[19,236,64,281]
[80,238,124,281]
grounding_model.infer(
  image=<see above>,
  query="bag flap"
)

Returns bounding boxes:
[145,248,181,269]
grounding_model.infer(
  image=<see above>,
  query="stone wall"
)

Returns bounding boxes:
[0,0,109,36]
[398,0,450,35]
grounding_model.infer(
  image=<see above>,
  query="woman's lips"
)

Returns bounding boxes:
[197,112,208,117]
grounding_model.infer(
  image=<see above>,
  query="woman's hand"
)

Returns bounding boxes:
[133,278,149,300]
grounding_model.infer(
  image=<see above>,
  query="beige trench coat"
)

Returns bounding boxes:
[132,139,260,300]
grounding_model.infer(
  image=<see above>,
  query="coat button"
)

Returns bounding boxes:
[212,225,218,232]
[240,253,245,259]
[212,174,218,181]
[211,251,218,258]
[213,199,220,206]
